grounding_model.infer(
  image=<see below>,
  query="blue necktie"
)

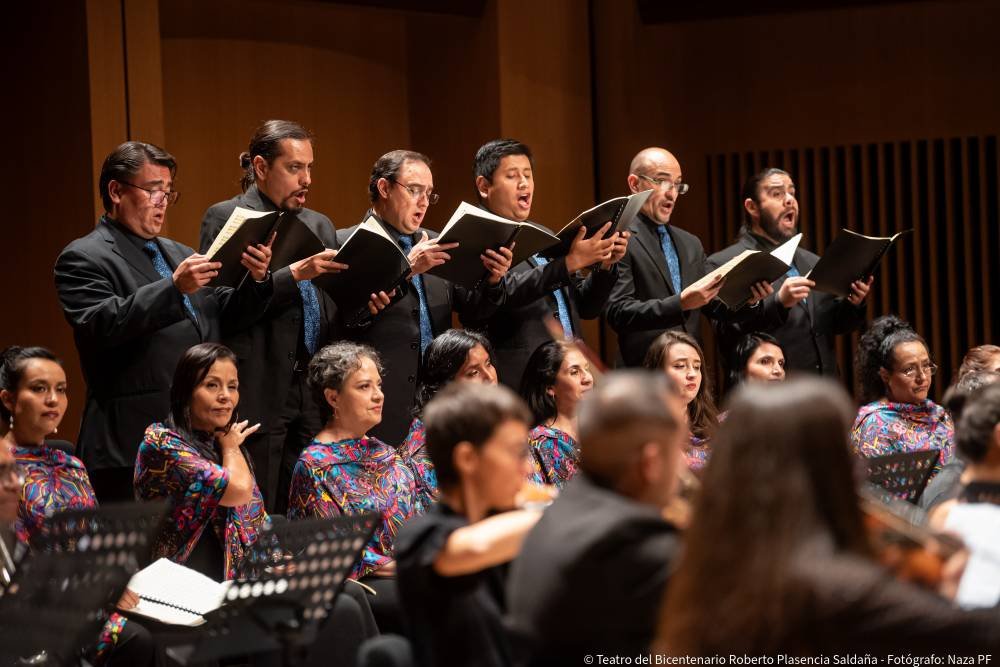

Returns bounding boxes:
[785,262,806,305]
[143,240,198,323]
[297,281,321,355]
[655,224,683,294]
[533,255,573,339]
[397,234,434,354]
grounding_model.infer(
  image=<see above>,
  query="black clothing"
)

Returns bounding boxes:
[506,473,680,665]
[335,213,505,444]
[199,185,338,511]
[54,218,271,501]
[706,228,867,376]
[396,502,512,667]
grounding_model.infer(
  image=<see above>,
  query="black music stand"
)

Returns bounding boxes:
[161,512,378,666]
[865,449,941,503]
[0,501,168,666]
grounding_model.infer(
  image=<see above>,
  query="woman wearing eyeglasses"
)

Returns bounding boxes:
[851,316,953,476]
[1,345,153,665]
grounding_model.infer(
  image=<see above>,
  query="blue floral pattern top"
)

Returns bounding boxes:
[527,425,580,488]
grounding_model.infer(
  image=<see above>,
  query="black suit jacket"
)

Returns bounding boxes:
[335,213,506,444]
[467,256,617,388]
[607,213,745,367]
[506,473,680,665]
[54,218,271,471]
[706,228,866,376]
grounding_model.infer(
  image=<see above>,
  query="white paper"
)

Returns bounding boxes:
[126,558,232,626]
[769,233,802,266]
[945,504,1000,609]
[204,206,274,259]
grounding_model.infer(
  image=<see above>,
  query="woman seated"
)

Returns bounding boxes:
[851,315,953,474]
[1,346,151,665]
[929,382,1000,608]
[288,342,436,633]
[401,329,499,492]
[134,342,267,582]
[519,340,593,488]
[727,332,786,387]
[643,331,719,472]
[656,377,1000,654]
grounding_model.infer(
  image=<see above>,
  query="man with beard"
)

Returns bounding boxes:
[466,138,628,387]
[606,147,772,367]
[706,167,872,376]
[199,120,389,512]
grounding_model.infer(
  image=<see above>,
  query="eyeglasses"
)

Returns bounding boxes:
[0,463,24,489]
[896,362,938,379]
[635,174,690,195]
[118,181,181,207]
[392,181,439,205]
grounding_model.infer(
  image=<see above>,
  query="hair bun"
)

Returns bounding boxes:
[870,314,913,342]
[239,151,252,169]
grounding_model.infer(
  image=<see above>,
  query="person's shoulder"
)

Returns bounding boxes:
[58,222,111,257]
[706,235,749,263]
[396,502,465,557]
[203,193,244,220]
[140,422,189,452]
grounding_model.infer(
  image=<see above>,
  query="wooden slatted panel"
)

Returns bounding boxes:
[705,135,999,401]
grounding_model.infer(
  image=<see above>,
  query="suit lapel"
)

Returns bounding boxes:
[100,221,161,284]
[632,220,673,294]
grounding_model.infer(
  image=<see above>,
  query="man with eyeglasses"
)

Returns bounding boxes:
[706,167,872,376]
[607,147,772,367]
[336,149,513,444]
[54,141,274,502]
[198,121,392,513]
[463,138,628,387]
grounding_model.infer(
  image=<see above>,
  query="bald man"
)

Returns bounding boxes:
[606,148,769,366]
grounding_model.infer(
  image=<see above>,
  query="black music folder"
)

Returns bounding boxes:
[808,228,911,298]
[539,189,652,259]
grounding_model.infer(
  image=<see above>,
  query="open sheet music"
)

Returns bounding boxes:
[693,233,801,309]
[125,558,232,627]
[540,189,652,260]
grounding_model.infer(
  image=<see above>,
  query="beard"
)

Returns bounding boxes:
[758,207,796,242]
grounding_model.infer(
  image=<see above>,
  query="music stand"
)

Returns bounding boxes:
[0,501,168,666]
[865,449,941,503]
[161,512,378,666]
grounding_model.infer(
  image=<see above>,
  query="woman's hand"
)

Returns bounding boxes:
[218,419,261,451]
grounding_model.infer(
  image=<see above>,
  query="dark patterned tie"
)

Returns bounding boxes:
[143,240,199,323]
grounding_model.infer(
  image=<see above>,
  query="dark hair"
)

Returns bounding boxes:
[728,332,785,388]
[957,344,1000,382]
[239,120,313,193]
[944,371,1000,433]
[308,342,384,422]
[413,329,495,416]
[0,346,61,425]
[423,382,531,491]
[955,383,1000,463]
[643,331,719,439]
[99,141,177,212]
[519,340,571,426]
[656,378,871,654]
[855,315,928,402]
[368,149,431,203]
[576,371,680,489]
[167,343,239,438]
[740,167,790,228]
[473,139,534,199]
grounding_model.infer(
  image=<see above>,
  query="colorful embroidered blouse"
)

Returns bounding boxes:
[850,399,954,474]
[12,444,123,665]
[13,444,98,545]
[399,418,439,501]
[527,425,580,488]
[287,435,435,579]
[686,434,711,472]
[134,423,270,581]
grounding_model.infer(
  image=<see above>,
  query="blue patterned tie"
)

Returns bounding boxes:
[142,240,198,323]
[533,255,573,339]
[297,281,321,355]
[785,263,806,305]
[655,224,683,294]
[397,234,434,354]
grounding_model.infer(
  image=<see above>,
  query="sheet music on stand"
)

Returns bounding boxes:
[0,501,168,667]
[864,449,941,504]
[162,512,379,666]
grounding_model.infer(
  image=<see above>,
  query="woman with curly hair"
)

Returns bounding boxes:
[851,315,953,475]
[643,331,719,472]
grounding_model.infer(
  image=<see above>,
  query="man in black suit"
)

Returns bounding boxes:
[55,141,273,502]
[506,370,685,665]
[607,147,775,367]
[337,150,513,444]
[465,139,628,388]
[706,167,872,377]
[199,120,389,512]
